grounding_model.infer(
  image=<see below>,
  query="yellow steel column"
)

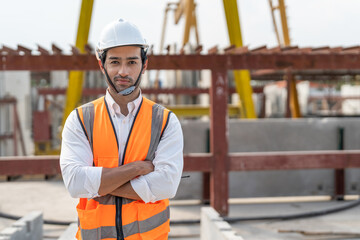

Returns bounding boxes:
[62,0,94,127]
[288,70,301,118]
[278,0,301,117]
[222,0,256,118]
[278,0,290,46]
[268,0,281,46]
[182,0,196,46]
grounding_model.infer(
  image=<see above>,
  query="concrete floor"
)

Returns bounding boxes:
[1,179,360,240]
[228,201,360,240]
[0,179,200,240]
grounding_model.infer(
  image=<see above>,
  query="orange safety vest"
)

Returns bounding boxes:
[75,96,171,240]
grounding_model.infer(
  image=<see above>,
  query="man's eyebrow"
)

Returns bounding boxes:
[108,56,140,60]
[127,56,140,60]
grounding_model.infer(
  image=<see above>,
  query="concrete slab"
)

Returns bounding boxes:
[1,180,359,240]
[228,201,360,240]
[0,180,76,239]
[0,180,200,239]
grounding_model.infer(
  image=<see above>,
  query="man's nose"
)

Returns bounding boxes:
[117,64,129,77]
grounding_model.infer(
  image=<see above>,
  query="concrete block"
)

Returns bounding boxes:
[201,207,218,240]
[201,207,243,240]
[16,211,42,240]
[221,230,244,240]
[0,226,26,240]
[58,223,77,240]
[0,211,42,240]
[213,220,232,231]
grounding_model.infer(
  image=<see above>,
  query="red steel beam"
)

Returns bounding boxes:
[0,156,60,175]
[2,151,360,175]
[2,53,360,71]
[0,134,13,140]
[0,155,212,175]
[36,87,264,96]
[229,150,360,171]
[0,98,16,104]
[37,87,211,95]
[210,69,229,216]
[183,154,212,172]
[308,96,360,101]
[14,104,26,156]
[12,105,17,156]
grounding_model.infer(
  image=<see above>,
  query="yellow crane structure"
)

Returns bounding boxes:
[157,0,257,118]
[59,0,296,133]
[35,0,94,155]
[61,0,94,128]
[269,0,301,118]
[222,0,257,119]
[175,0,200,47]
[155,0,200,88]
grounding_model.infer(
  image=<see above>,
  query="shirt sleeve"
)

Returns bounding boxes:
[60,110,102,199]
[130,113,184,203]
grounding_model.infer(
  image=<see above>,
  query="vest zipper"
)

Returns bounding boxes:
[115,197,124,240]
[106,97,143,240]
[104,98,123,239]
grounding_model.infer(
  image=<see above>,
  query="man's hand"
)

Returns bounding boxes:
[108,161,154,200]
[98,160,154,196]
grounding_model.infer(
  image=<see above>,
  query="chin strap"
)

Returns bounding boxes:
[100,49,147,96]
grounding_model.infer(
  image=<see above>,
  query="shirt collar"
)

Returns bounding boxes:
[105,89,142,117]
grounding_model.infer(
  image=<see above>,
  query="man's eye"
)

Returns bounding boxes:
[110,61,119,64]
[129,61,137,65]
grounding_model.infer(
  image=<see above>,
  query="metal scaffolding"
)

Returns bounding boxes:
[1,44,360,215]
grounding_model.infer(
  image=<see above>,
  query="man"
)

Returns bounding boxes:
[60,18,184,240]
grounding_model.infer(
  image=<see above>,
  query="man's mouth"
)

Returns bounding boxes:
[114,78,131,85]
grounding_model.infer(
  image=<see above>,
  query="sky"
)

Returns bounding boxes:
[0,0,359,54]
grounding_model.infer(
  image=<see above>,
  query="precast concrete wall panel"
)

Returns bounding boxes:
[175,118,360,199]
[0,71,32,156]
[176,120,209,199]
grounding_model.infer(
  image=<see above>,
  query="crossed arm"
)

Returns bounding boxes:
[60,110,183,203]
[98,161,154,200]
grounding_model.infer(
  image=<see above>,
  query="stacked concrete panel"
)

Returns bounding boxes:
[201,207,243,240]
[58,223,77,240]
[0,211,42,240]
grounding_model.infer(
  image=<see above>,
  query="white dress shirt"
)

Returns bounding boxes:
[60,90,184,203]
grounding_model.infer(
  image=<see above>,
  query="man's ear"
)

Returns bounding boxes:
[142,59,148,74]
[98,60,105,74]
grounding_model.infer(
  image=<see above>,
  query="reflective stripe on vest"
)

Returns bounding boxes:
[81,226,117,240]
[76,96,171,240]
[76,102,95,153]
[79,206,169,240]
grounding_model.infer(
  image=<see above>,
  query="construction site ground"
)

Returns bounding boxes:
[0,178,359,240]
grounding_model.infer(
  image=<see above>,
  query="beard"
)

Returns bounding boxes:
[112,75,134,92]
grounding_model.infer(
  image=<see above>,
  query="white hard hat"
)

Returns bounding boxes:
[96,18,148,59]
